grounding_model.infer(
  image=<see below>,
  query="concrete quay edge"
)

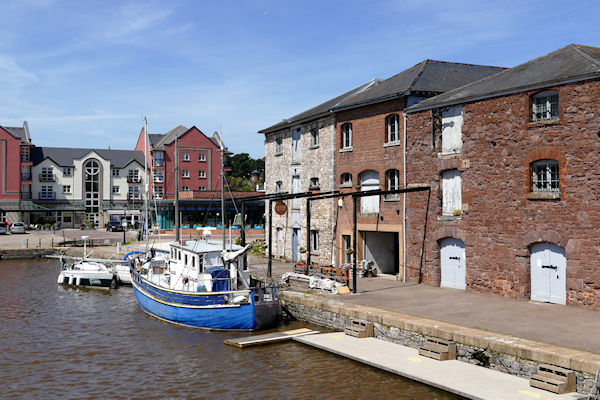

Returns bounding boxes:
[280,290,600,375]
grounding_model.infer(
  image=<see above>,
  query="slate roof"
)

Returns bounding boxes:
[1,122,32,144]
[406,44,600,113]
[31,147,145,168]
[258,79,382,134]
[153,125,189,149]
[333,60,506,111]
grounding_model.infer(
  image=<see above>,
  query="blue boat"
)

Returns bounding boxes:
[129,239,280,331]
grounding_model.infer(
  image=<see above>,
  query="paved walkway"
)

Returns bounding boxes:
[296,332,581,400]
[250,256,600,355]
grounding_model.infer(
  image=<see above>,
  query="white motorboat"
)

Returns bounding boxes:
[58,258,118,290]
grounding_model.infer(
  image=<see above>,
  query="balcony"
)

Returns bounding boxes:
[152,194,164,200]
[21,192,31,200]
[153,176,164,183]
[127,176,142,183]
[39,174,56,182]
[21,173,32,181]
[152,160,164,167]
[39,192,56,200]
[128,193,141,200]
[21,156,30,163]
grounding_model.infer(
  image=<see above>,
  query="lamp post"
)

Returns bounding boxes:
[122,205,128,245]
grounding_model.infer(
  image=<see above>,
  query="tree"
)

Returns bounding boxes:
[229,153,264,179]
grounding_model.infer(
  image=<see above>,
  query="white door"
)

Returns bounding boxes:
[442,170,462,215]
[440,238,466,290]
[530,243,566,305]
[291,228,300,262]
[441,105,463,154]
[360,171,379,214]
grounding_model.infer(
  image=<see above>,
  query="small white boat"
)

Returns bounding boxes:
[58,258,118,290]
[115,264,132,285]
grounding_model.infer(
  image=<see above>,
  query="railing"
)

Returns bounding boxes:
[153,176,163,183]
[128,193,141,200]
[21,192,31,200]
[39,174,56,182]
[127,176,141,183]
[152,194,163,200]
[39,192,56,200]
[21,173,31,181]
[152,160,164,167]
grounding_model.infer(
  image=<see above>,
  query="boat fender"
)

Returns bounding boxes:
[75,277,81,286]
[183,277,189,284]
[57,273,64,284]
[68,275,74,285]
[232,295,246,304]
[135,258,141,271]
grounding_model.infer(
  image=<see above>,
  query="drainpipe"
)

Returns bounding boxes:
[403,113,407,283]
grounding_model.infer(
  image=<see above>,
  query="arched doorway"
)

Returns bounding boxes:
[440,238,466,290]
[530,243,566,304]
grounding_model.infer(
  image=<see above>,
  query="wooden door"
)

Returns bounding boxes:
[440,238,466,290]
[530,243,566,305]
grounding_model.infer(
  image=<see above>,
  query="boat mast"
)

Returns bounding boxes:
[144,117,149,243]
[220,129,225,251]
[175,133,180,242]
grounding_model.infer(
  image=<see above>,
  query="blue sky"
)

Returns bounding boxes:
[1,0,599,158]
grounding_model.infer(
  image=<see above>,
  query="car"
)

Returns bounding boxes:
[0,222,7,235]
[10,222,26,234]
[105,221,124,232]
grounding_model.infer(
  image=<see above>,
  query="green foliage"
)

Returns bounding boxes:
[229,153,264,179]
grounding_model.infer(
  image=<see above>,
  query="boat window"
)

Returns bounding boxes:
[184,253,188,265]
[198,256,203,272]
[191,256,195,269]
[178,250,181,260]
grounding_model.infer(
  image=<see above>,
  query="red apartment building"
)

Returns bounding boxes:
[332,61,504,276]
[403,44,600,307]
[0,122,35,221]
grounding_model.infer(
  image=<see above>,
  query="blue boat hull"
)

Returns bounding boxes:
[131,270,257,330]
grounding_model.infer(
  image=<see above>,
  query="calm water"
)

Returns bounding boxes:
[0,259,460,400]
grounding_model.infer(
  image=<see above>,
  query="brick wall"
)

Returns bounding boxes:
[405,79,600,307]
[335,98,406,266]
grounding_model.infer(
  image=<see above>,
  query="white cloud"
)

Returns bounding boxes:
[0,55,38,90]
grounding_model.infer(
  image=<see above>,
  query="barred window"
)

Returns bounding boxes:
[531,90,558,122]
[532,160,559,192]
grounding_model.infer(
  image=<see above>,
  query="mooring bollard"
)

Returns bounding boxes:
[117,242,121,254]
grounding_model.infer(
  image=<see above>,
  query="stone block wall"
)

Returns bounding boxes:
[405,79,600,306]
[264,116,337,265]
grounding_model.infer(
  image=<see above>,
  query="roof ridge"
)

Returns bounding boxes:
[424,59,506,70]
[407,60,431,91]
[571,44,600,70]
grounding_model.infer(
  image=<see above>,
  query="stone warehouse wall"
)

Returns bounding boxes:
[264,116,337,265]
[281,291,598,393]
[405,79,600,306]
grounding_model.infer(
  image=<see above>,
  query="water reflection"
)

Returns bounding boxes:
[0,259,459,399]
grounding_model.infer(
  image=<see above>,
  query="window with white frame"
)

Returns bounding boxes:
[275,181,283,193]
[153,170,163,183]
[310,128,319,147]
[62,185,71,194]
[129,186,140,199]
[341,173,352,187]
[532,160,559,193]
[310,230,319,251]
[40,167,54,181]
[386,114,399,143]
[40,185,54,199]
[385,169,400,200]
[182,169,189,178]
[153,151,164,166]
[153,186,164,199]
[63,167,72,176]
[198,170,206,178]
[198,153,206,162]
[341,123,352,149]
[128,169,140,182]
[182,186,189,191]
[275,138,283,155]
[112,169,119,177]
[442,169,462,216]
[531,90,559,122]
[309,177,319,189]
[182,152,190,161]
[198,186,206,191]
[343,234,352,263]
[112,186,119,193]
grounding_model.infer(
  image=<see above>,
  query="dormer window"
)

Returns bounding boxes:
[531,90,558,122]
